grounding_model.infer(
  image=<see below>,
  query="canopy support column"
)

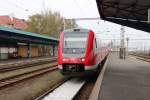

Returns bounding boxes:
[28,43,32,58]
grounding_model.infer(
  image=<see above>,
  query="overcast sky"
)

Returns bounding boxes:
[0,0,150,50]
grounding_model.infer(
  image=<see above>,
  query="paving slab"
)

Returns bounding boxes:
[99,52,150,100]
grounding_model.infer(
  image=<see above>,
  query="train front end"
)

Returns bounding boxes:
[58,28,95,76]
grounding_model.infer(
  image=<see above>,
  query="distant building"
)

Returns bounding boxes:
[0,15,28,30]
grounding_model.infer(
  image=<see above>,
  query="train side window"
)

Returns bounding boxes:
[95,38,97,48]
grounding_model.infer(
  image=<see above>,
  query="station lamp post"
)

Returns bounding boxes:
[120,25,126,59]
[126,37,129,56]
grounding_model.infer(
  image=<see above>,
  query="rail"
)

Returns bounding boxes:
[0,62,58,89]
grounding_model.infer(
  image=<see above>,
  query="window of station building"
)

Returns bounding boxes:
[0,47,18,59]
[0,47,9,59]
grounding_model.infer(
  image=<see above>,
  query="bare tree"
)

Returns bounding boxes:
[26,10,77,38]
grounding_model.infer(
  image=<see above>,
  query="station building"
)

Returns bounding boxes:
[0,16,58,60]
[0,26,58,60]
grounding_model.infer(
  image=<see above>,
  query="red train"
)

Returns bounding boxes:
[57,28,109,75]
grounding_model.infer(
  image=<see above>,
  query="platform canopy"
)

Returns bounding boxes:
[96,0,150,33]
[0,26,58,45]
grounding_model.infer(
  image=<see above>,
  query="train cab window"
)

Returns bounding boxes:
[63,32,88,57]
[63,37,87,49]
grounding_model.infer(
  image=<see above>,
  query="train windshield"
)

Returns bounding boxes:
[63,32,88,57]
[64,37,87,48]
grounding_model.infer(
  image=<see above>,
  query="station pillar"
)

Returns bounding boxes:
[28,43,32,58]
[119,48,126,59]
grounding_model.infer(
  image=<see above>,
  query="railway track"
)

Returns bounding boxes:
[0,62,58,89]
[130,54,150,62]
[0,57,57,72]
[74,57,108,100]
[130,53,150,59]
[36,57,108,100]
[73,77,97,100]
[37,75,101,100]
[37,74,99,100]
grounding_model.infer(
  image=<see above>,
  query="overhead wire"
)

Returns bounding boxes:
[4,0,31,13]
[73,0,87,17]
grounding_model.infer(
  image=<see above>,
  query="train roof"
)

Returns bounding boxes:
[63,28,89,33]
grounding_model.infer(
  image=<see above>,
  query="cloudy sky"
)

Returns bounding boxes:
[0,0,150,50]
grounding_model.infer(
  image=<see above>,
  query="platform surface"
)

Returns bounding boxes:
[99,52,150,100]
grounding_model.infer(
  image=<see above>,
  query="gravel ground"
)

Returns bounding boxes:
[0,70,65,100]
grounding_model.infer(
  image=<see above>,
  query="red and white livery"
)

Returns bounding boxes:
[57,28,109,75]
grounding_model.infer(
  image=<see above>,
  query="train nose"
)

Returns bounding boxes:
[62,58,84,63]
[69,58,80,62]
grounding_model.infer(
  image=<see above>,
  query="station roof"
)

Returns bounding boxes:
[0,26,59,45]
[96,0,150,33]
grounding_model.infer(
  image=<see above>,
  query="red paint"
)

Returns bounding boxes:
[84,30,95,66]
[57,32,63,64]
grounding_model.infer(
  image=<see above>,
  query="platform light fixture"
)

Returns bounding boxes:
[148,9,150,23]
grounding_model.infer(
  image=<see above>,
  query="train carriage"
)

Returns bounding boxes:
[57,28,109,75]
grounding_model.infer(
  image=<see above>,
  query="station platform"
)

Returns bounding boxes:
[99,52,150,100]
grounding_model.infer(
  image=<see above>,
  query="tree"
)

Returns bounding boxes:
[64,19,77,29]
[26,10,77,38]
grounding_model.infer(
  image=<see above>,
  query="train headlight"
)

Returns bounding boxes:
[63,58,66,61]
[81,58,85,62]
